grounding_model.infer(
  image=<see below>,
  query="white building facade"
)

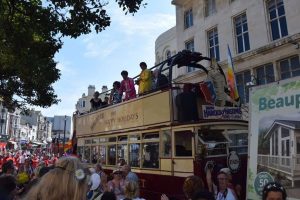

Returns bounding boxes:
[49,115,71,142]
[156,0,300,105]
[20,109,52,143]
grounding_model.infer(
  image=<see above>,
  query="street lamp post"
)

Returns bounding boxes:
[58,129,61,155]
[63,115,66,154]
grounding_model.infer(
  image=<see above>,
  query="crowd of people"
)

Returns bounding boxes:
[0,149,288,200]
[160,173,287,200]
[0,150,145,200]
[89,62,169,112]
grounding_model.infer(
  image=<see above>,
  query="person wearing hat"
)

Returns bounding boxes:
[87,168,101,200]
[107,169,126,200]
[219,168,241,200]
[216,171,236,200]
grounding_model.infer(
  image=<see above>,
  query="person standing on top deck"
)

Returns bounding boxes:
[119,70,136,101]
[136,62,152,95]
[110,81,122,105]
[90,91,103,111]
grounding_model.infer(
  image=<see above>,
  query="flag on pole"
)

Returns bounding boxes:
[199,81,216,104]
[227,45,239,101]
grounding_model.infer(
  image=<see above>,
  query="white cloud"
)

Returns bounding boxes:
[82,34,121,59]
[112,11,175,38]
[80,4,175,60]
[56,60,77,76]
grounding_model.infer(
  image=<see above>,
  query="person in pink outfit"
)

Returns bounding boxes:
[119,70,136,101]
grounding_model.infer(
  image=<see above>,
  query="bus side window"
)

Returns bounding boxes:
[228,132,248,154]
[77,146,84,162]
[91,146,99,164]
[99,145,106,165]
[161,130,171,157]
[129,143,140,167]
[142,143,159,168]
[174,131,193,157]
[117,143,128,166]
[142,132,159,168]
[108,144,116,165]
[84,146,91,163]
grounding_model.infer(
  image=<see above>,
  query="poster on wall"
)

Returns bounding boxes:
[247,77,300,199]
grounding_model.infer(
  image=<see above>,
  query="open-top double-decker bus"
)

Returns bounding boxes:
[73,51,248,199]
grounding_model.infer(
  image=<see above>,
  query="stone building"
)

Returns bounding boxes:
[156,0,300,105]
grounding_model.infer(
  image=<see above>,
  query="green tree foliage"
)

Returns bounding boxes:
[0,0,146,111]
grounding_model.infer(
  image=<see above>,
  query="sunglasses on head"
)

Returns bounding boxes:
[263,182,287,200]
[265,183,284,191]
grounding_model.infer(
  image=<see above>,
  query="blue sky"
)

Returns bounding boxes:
[35,1,176,117]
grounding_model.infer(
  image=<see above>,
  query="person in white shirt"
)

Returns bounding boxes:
[216,172,236,200]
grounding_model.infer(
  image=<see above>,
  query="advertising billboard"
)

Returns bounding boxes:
[247,77,300,199]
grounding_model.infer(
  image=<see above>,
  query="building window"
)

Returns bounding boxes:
[207,27,220,61]
[296,137,300,154]
[82,100,85,108]
[236,70,251,104]
[165,50,171,60]
[234,13,250,53]
[271,133,275,155]
[281,127,290,138]
[184,9,193,29]
[185,39,195,72]
[255,63,275,85]
[205,0,216,17]
[275,130,278,155]
[278,56,300,80]
[267,0,288,40]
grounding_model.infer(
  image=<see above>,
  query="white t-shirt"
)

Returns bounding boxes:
[19,155,25,164]
[216,188,236,200]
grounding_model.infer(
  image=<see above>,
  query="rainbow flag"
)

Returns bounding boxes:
[227,45,239,101]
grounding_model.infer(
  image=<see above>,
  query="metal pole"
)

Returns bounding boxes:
[58,130,60,155]
[63,115,66,154]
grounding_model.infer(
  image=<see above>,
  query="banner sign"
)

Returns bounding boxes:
[76,91,171,136]
[202,105,242,120]
[247,77,300,199]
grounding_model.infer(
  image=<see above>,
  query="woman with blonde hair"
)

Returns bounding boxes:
[121,181,145,200]
[24,156,88,200]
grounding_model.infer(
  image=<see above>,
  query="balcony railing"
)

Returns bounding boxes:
[258,154,300,175]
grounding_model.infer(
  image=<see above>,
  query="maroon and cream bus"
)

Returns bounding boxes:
[73,51,249,199]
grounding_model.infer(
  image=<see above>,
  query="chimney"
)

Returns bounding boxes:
[102,85,108,93]
[88,85,95,96]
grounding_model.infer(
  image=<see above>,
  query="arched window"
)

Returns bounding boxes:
[165,50,171,60]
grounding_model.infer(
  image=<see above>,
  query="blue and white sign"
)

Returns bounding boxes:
[202,105,242,120]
